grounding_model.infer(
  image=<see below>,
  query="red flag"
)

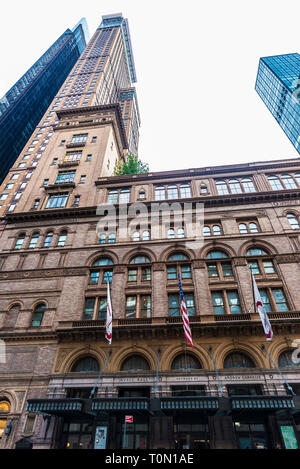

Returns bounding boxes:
[252,274,273,341]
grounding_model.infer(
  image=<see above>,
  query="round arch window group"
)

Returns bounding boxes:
[69,349,298,374]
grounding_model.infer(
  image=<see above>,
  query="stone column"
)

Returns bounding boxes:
[152,263,167,317]
[111,266,126,319]
[192,260,212,315]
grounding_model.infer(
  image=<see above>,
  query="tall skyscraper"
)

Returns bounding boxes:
[0,19,89,184]
[0,13,140,218]
[255,53,300,153]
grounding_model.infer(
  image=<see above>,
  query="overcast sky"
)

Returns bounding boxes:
[0,0,299,172]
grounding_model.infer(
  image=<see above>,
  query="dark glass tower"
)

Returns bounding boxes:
[255,53,300,154]
[0,19,89,183]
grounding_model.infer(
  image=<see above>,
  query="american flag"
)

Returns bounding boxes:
[178,272,194,348]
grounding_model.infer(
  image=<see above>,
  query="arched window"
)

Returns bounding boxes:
[213,225,221,236]
[249,222,259,233]
[155,186,165,201]
[108,233,116,243]
[138,190,146,200]
[130,256,151,264]
[58,230,67,247]
[206,250,229,259]
[167,228,175,239]
[167,185,178,199]
[239,223,248,234]
[90,257,114,284]
[287,213,300,229]
[142,230,150,241]
[132,231,140,242]
[246,247,268,256]
[216,180,229,195]
[98,233,106,244]
[281,174,297,189]
[203,226,211,237]
[14,233,25,250]
[268,175,283,191]
[177,228,185,238]
[43,232,53,248]
[278,350,298,368]
[0,399,10,439]
[168,253,189,261]
[121,355,150,371]
[29,232,39,249]
[228,179,242,194]
[200,184,208,194]
[71,356,100,372]
[31,303,46,327]
[171,354,201,371]
[224,352,255,369]
[93,257,114,266]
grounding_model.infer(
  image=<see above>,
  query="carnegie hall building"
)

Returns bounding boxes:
[0,14,300,451]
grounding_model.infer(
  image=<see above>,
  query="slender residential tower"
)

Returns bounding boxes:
[0,19,89,183]
[255,53,300,153]
[0,13,140,218]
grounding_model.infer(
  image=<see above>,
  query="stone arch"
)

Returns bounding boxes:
[111,346,156,372]
[122,247,156,265]
[238,239,278,257]
[200,242,236,259]
[161,245,195,262]
[86,249,118,267]
[216,342,265,369]
[0,390,18,414]
[59,347,105,374]
[162,345,210,371]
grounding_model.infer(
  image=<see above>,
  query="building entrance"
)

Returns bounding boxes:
[173,417,210,449]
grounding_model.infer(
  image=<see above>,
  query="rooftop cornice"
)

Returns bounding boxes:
[95,158,300,185]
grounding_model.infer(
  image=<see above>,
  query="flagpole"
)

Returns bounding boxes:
[261,345,295,396]
[89,350,112,399]
[209,347,224,397]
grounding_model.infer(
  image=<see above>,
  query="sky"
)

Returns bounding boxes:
[0,0,299,172]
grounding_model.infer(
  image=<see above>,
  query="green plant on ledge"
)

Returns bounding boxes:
[114,153,149,175]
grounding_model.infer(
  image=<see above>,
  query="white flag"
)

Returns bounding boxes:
[252,274,273,341]
[105,280,112,344]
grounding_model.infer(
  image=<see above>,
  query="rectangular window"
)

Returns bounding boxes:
[167,266,177,280]
[126,296,137,318]
[72,134,88,144]
[73,196,80,206]
[24,415,36,434]
[212,291,225,315]
[80,175,86,184]
[98,297,107,320]
[43,179,49,187]
[5,184,13,190]
[0,194,8,201]
[103,270,113,283]
[221,262,233,277]
[248,260,260,275]
[84,298,96,320]
[142,267,151,281]
[90,271,100,284]
[263,260,275,274]
[128,269,137,282]
[208,264,218,277]
[169,293,194,316]
[46,193,68,209]
[140,295,151,318]
[181,265,192,279]
[272,288,289,311]
[64,151,82,162]
[258,289,272,312]
[56,171,76,183]
[227,290,241,314]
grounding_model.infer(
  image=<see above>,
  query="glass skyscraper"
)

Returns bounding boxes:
[0,19,89,183]
[255,53,300,154]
